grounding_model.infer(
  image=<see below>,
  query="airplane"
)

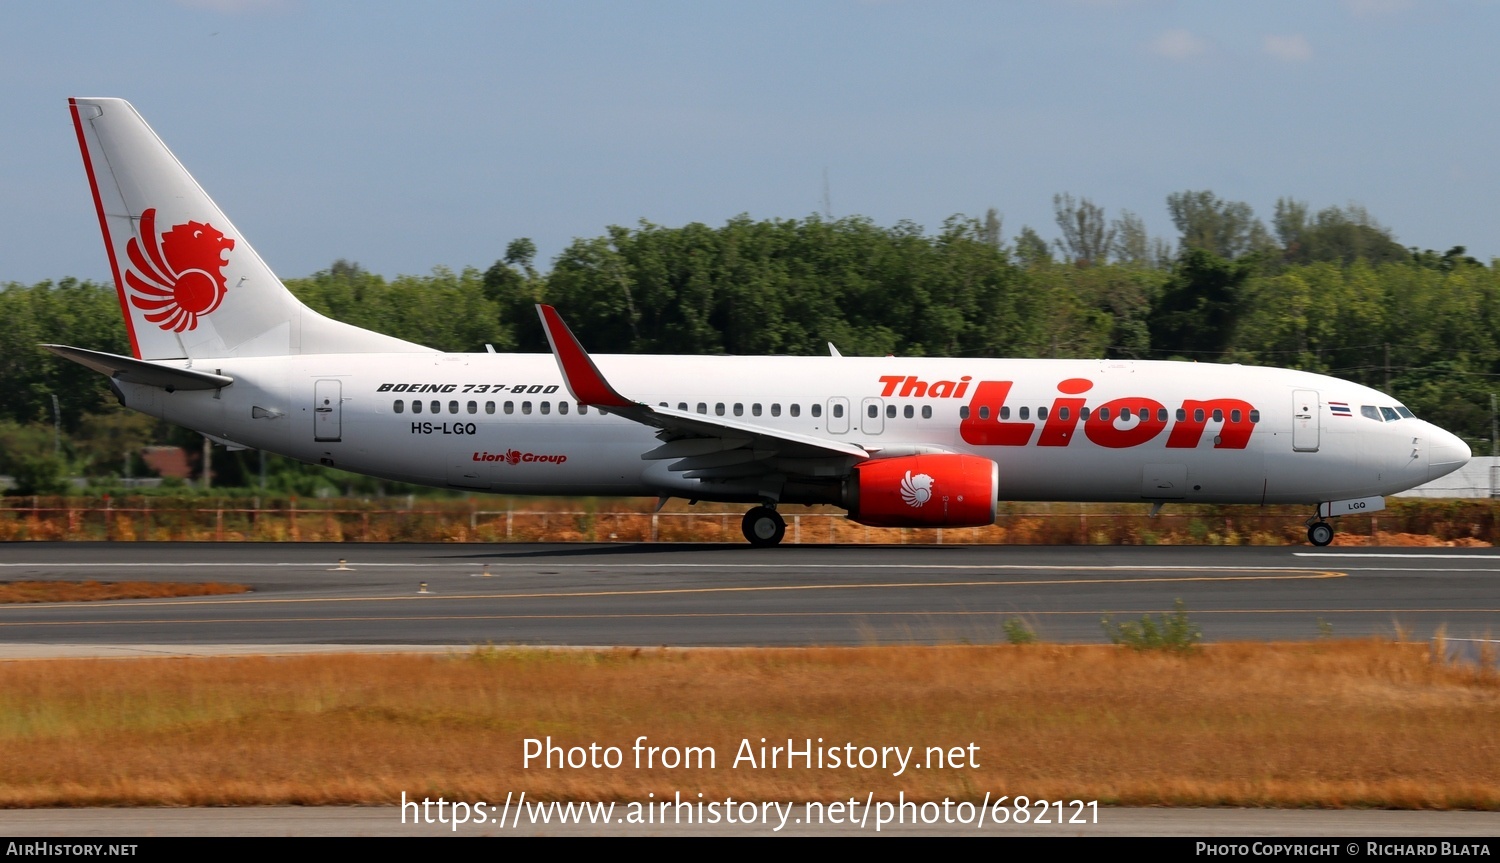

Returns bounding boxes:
[48,97,1472,547]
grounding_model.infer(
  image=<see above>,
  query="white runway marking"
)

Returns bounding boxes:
[1295,553,1500,560]
[1334,567,1500,573]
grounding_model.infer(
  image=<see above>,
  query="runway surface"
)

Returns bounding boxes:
[1,542,1497,649]
[3,542,1497,838]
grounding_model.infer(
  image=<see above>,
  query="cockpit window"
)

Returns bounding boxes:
[1360,405,1380,421]
[1380,406,1400,422]
[1396,406,1415,419]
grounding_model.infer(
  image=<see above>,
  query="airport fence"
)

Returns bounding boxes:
[0,495,1495,545]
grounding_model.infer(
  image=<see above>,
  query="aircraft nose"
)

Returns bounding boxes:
[1427,426,1471,482]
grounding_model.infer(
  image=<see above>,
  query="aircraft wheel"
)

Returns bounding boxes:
[1307,521,1334,547]
[742,506,786,547]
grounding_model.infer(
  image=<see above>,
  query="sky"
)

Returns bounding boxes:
[3,0,1497,285]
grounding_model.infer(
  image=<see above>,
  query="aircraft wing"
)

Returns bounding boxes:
[536,305,869,487]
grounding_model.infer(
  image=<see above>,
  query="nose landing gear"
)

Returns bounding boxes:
[742,506,786,547]
[1306,518,1335,547]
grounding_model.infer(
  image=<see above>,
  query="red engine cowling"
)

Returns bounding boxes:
[846,453,998,527]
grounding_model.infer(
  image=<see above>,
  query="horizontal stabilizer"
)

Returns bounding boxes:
[41,344,233,391]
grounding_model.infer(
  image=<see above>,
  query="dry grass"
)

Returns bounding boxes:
[2,496,1497,545]
[0,581,249,604]
[0,641,1496,808]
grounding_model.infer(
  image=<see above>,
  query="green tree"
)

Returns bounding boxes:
[1148,249,1255,357]
[1013,225,1053,268]
[1166,190,1269,259]
[1053,194,1114,267]
[1276,201,1407,266]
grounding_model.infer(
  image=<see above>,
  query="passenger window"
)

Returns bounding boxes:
[811,404,821,418]
[979,406,991,420]
[579,404,589,415]
[903,405,913,419]
[733,403,743,417]
[868,404,878,418]
[430,401,440,414]
[791,404,801,418]
[1000,406,1011,420]
[1249,410,1260,423]
[771,404,781,417]
[1058,407,1069,421]
[716,403,725,416]
[752,404,762,416]
[1176,408,1186,422]
[1097,407,1108,421]
[1193,409,1205,422]
[393,400,404,414]
[697,403,707,414]
[1037,406,1048,421]
[1380,406,1400,422]
[1081,407,1091,420]
[1211,409,1223,422]
[960,406,970,419]
[467,400,477,414]
[412,400,423,414]
[559,401,569,415]
[1119,407,1131,421]
[1019,406,1030,420]
[677,403,688,411]
[833,404,844,418]
[1157,408,1168,423]
[921,405,932,419]
[1230,409,1241,423]
[885,404,895,419]
[449,400,459,414]
[504,401,514,415]
[540,402,551,415]
[521,401,532,415]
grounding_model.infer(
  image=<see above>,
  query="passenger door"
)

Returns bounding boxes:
[1293,390,1319,452]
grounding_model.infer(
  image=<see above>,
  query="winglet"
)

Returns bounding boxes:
[536,305,635,408]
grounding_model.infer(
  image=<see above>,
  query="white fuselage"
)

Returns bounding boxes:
[117,352,1469,507]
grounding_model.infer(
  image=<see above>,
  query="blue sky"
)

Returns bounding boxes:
[4,0,1496,284]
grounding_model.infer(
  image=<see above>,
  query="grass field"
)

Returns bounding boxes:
[0,641,1494,809]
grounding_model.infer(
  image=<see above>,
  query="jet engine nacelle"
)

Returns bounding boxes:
[846,453,998,528]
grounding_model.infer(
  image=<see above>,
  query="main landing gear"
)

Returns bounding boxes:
[1306,518,1335,547]
[742,506,786,547]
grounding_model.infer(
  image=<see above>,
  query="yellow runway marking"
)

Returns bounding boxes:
[0,568,1346,610]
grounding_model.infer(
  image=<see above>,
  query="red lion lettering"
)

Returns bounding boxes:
[124,208,235,332]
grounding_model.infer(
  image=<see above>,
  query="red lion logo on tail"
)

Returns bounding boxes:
[124,208,235,332]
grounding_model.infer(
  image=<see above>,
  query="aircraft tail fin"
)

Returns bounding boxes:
[69,97,429,360]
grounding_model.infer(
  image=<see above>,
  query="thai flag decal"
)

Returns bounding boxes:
[1329,401,1352,418]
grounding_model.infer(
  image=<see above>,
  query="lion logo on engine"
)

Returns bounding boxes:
[900,471,934,508]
